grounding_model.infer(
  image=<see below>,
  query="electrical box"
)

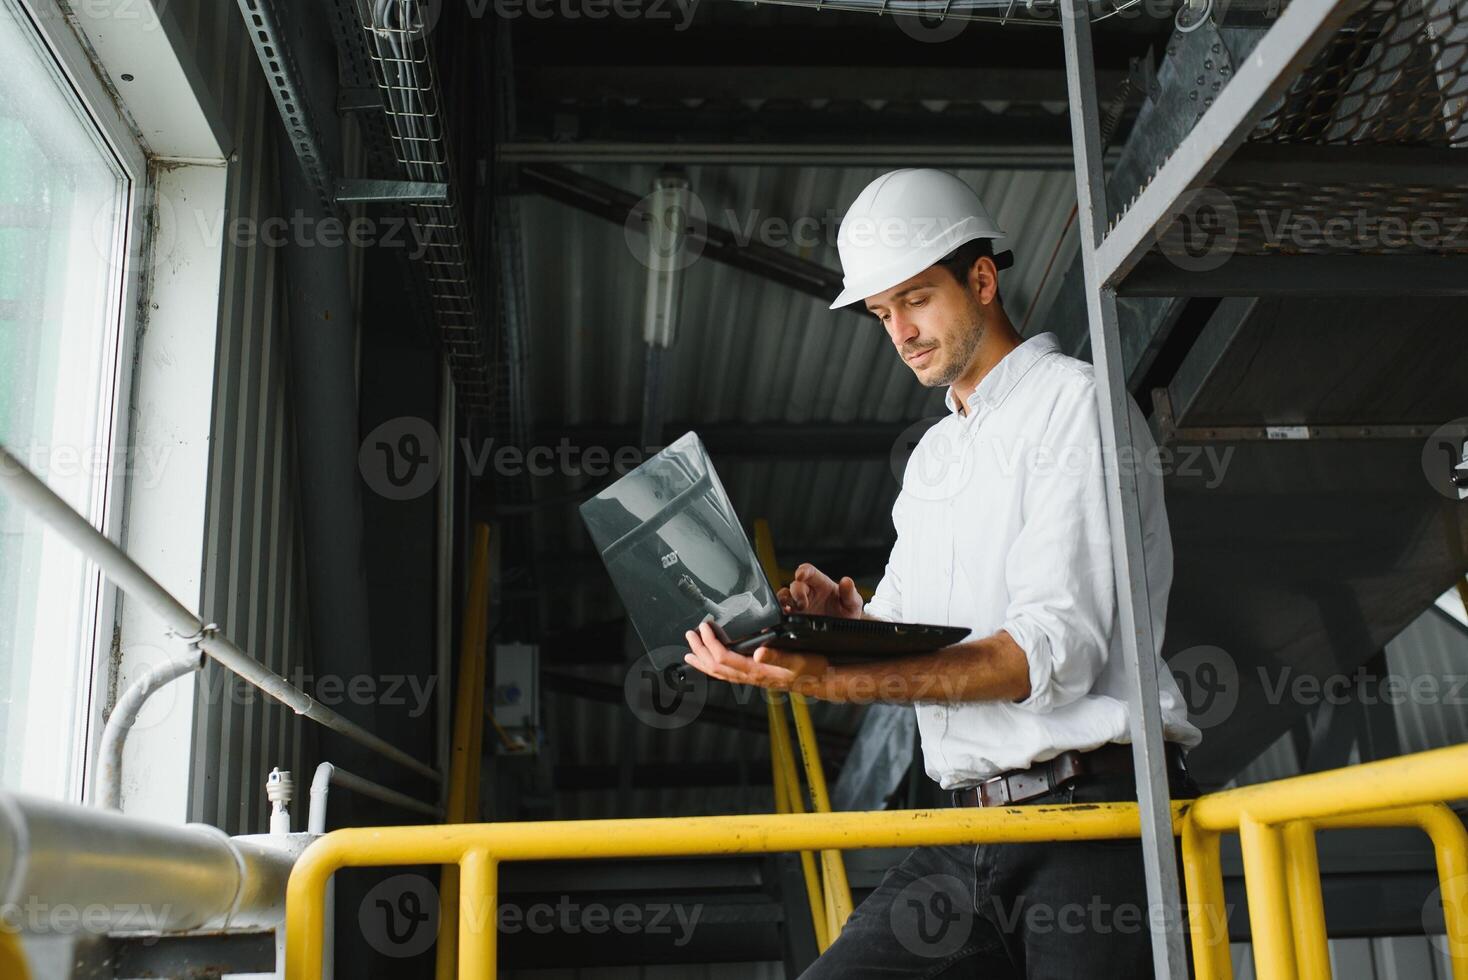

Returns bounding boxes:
[492,643,539,754]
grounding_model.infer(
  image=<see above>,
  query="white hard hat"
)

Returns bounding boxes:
[829,168,1012,310]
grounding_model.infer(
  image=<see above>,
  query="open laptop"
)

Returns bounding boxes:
[578,431,969,666]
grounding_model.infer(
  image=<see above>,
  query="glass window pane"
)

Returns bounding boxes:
[0,0,130,800]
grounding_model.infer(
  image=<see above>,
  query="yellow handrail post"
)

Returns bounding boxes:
[1314,804,1468,977]
[0,932,28,980]
[769,693,832,950]
[1239,815,1297,980]
[1181,812,1232,980]
[458,849,497,980]
[437,523,493,980]
[1281,822,1330,980]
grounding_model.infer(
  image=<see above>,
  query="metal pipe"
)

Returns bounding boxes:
[308,763,442,835]
[0,443,440,784]
[1281,822,1329,979]
[1180,815,1231,980]
[458,850,496,980]
[1310,805,1468,976]
[1238,816,1297,980]
[94,652,205,809]
[0,791,301,935]
[1189,742,1468,830]
[435,363,457,807]
[1183,798,1468,979]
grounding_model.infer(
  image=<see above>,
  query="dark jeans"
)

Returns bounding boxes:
[800,769,1199,980]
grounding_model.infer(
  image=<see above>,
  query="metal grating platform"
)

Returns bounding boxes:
[1252,0,1468,147]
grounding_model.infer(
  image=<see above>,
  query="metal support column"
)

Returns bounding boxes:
[1059,4,1186,979]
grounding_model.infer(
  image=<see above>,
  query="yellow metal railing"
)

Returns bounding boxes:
[286,801,1178,979]
[1182,742,1468,980]
[0,931,28,980]
[286,741,1468,980]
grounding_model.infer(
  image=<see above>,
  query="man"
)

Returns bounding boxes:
[682,168,1202,977]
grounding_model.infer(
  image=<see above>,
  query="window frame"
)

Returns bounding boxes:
[7,0,147,802]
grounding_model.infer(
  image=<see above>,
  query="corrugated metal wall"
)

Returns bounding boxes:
[1231,937,1454,979]
[178,0,306,836]
[157,0,343,836]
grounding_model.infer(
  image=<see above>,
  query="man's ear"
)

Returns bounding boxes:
[969,255,1000,305]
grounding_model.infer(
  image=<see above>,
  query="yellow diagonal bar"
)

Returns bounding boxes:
[769,694,831,950]
[436,522,492,980]
[788,692,855,932]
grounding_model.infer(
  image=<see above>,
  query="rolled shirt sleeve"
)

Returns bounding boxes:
[1001,375,1117,713]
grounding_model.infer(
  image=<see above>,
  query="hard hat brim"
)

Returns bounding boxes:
[829,242,1014,311]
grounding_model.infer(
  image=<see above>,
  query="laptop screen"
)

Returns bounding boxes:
[579,431,781,663]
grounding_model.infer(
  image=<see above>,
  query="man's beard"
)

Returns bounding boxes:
[925,306,986,387]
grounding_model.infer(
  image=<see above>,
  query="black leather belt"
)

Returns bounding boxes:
[951,742,1187,808]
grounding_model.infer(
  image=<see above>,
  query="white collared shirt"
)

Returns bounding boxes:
[866,332,1201,790]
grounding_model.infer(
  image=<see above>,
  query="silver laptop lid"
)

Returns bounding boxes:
[578,431,781,661]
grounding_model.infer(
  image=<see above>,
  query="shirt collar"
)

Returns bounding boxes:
[944,332,1061,417]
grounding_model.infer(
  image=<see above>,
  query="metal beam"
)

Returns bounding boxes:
[103,933,277,980]
[1158,421,1468,444]
[334,179,448,204]
[523,65,1124,105]
[518,164,845,302]
[501,141,1103,169]
[1157,296,1258,431]
[1061,3,1186,978]
[1120,255,1468,297]
[1216,144,1468,187]
[234,0,337,213]
[1096,0,1363,287]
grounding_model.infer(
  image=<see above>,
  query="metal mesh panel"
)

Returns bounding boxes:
[1157,180,1468,256]
[357,0,495,412]
[1252,0,1468,146]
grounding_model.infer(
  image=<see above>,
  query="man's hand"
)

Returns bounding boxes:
[778,563,864,619]
[683,622,831,696]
